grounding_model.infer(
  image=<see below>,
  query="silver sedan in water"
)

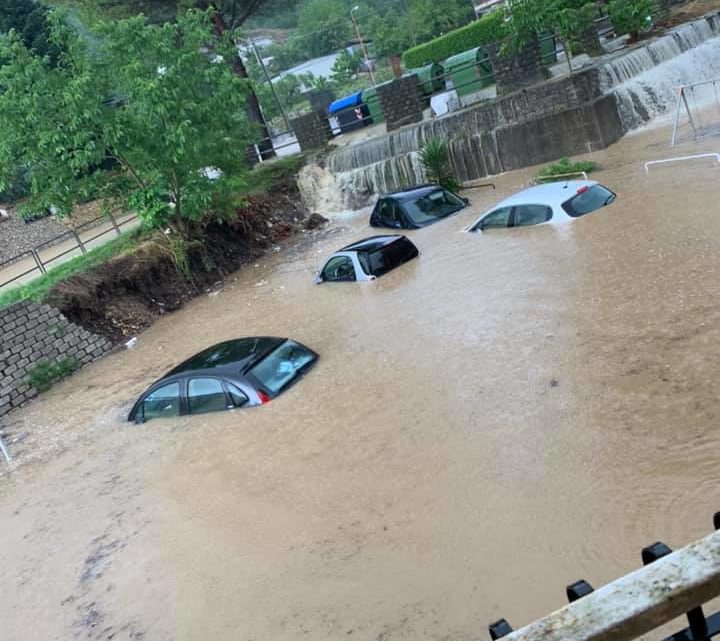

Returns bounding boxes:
[466,180,617,232]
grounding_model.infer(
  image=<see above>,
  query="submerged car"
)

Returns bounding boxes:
[466,180,616,232]
[128,337,317,423]
[315,235,419,283]
[370,184,468,229]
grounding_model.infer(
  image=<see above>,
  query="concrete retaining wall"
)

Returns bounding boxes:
[0,301,112,418]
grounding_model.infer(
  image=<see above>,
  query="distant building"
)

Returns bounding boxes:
[474,0,505,17]
[272,53,342,91]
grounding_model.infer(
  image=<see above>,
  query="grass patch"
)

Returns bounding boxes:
[536,157,598,182]
[246,155,305,195]
[0,156,306,309]
[26,357,80,392]
[0,227,147,309]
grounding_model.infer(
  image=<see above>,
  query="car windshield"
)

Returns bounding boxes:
[561,185,616,217]
[401,189,465,226]
[248,340,316,397]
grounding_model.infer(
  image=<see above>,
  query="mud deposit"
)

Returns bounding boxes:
[1,122,720,640]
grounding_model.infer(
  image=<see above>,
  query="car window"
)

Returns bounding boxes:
[225,382,249,408]
[248,340,316,397]
[562,185,616,217]
[142,382,181,421]
[388,200,403,226]
[514,204,553,227]
[367,238,417,276]
[188,377,227,415]
[401,189,465,226]
[378,199,392,222]
[474,206,512,231]
[322,256,356,282]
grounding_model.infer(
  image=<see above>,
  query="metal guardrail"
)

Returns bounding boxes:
[645,153,720,173]
[0,210,138,290]
[489,511,720,641]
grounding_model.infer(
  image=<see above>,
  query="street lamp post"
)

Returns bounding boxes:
[350,5,376,86]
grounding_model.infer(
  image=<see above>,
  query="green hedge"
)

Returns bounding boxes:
[402,11,508,69]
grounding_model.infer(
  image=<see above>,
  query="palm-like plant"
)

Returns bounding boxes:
[419,138,462,193]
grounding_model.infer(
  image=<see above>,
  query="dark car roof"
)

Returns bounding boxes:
[383,184,443,202]
[164,337,285,378]
[339,235,406,253]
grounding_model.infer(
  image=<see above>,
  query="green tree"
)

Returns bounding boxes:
[367,10,413,58]
[609,0,653,40]
[330,49,362,83]
[407,0,474,43]
[296,0,352,58]
[0,10,255,239]
[0,0,62,61]
[59,0,276,159]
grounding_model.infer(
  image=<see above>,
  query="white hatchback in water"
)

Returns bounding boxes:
[466,180,616,232]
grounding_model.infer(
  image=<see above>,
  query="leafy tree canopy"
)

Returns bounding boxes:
[0,0,62,60]
[0,9,256,237]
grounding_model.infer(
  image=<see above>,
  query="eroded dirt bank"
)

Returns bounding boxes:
[1,121,720,641]
[46,177,325,342]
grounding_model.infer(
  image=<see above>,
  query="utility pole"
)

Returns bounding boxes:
[249,39,291,132]
[351,5,376,86]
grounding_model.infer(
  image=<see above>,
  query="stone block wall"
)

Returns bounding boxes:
[291,111,333,151]
[487,38,546,95]
[0,301,112,418]
[376,75,424,132]
[307,89,336,114]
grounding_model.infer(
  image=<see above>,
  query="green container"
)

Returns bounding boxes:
[443,47,494,97]
[539,32,557,66]
[361,86,384,125]
[406,62,445,96]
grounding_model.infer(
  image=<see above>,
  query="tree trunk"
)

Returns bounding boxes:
[210,10,275,164]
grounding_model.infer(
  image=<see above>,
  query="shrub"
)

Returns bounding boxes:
[0,166,31,204]
[536,157,598,181]
[609,0,653,38]
[420,138,462,192]
[403,10,508,68]
[26,357,80,392]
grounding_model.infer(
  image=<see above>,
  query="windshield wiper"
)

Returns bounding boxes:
[241,341,283,374]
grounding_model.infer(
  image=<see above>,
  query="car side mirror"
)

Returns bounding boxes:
[462,197,470,205]
[313,273,323,285]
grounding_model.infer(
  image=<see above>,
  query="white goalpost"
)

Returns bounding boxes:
[670,77,720,146]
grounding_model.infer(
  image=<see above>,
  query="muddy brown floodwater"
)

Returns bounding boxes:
[2,123,720,641]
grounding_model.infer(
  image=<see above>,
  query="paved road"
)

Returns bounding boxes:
[0,214,139,292]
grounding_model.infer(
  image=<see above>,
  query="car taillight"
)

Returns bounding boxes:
[258,390,271,405]
[576,185,589,194]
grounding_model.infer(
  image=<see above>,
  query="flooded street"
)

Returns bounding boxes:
[2,123,720,640]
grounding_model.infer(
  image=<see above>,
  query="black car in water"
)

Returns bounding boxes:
[315,235,419,283]
[128,337,318,423]
[369,185,468,230]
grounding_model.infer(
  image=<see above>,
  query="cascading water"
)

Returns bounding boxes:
[599,18,720,129]
[299,14,720,215]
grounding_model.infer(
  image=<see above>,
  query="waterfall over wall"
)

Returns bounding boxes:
[599,17,720,129]
[301,13,720,214]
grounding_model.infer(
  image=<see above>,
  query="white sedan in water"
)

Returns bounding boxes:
[466,180,616,232]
